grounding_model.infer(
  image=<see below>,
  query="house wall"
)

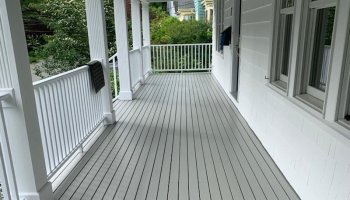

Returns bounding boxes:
[212,0,350,200]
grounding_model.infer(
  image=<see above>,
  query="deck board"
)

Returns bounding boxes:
[56,73,300,200]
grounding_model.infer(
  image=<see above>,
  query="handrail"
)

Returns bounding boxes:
[129,48,141,53]
[109,53,118,62]
[33,65,89,88]
[0,92,10,101]
[151,43,212,47]
[0,91,19,200]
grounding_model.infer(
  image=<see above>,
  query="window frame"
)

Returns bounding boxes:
[215,0,225,53]
[295,0,337,112]
[270,0,295,92]
[338,32,350,128]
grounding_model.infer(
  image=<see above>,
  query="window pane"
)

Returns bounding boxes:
[281,14,293,76]
[282,0,294,8]
[309,7,335,92]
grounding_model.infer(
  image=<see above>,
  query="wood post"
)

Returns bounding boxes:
[0,0,53,199]
[142,1,152,75]
[131,0,145,83]
[115,0,133,100]
[85,0,116,124]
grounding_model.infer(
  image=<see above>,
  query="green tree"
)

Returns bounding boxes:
[150,6,212,44]
[28,0,116,77]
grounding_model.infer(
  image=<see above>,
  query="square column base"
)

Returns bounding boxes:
[19,181,53,200]
[119,90,133,101]
[104,110,116,125]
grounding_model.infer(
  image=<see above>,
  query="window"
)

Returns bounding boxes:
[338,37,350,127]
[271,0,295,91]
[215,0,224,52]
[296,0,336,112]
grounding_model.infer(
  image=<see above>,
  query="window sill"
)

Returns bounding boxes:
[338,119,350,130]
[271,80,288,92]
[215,50,224,58]
[295,94,324,113]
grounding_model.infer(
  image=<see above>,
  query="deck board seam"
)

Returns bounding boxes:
[207,74,299,200]
[60,74,162,199]
[191,74,223,200]
[195,74,248,200]
[96,74,171,199]
[155,74,181,200]
[111,74,177,199]
[193,73,236,200]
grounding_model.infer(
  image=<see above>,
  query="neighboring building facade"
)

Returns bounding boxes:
[177,0,195,21]
[201,0,213,22]
[167,1,177,17]
[193,0,205,21]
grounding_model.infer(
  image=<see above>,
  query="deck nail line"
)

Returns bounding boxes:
[191,74,223,200]
[207,74,299,200]
[97,74,172,199]
[193,73,235,200]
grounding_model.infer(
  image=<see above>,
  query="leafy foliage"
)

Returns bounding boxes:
[27,0,116,78]
[23,1,212,78]
[150,6,212,44]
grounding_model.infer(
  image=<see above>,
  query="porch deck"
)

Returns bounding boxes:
[55,73,300,200]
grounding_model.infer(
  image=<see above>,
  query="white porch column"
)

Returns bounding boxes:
[142,1,152,74]
[0,0,53,199]
[115,0,133,100]
[85,0,116,124]
[131,0,145,83]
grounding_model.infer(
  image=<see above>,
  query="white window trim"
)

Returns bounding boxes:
[337,30,350,128]
[215,0,225,54]
[269,0,295,92]
[295,0,337,113]
[268,0,350,137]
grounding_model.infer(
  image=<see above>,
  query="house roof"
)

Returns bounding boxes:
[177,0,194,9]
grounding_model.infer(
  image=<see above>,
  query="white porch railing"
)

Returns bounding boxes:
[33,66,104,177]
[109,47,152,101]
[109,53,119,100]
[151,43,212,72]
[0,92,19,200]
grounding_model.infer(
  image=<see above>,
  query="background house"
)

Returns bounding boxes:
[177,0,195,21]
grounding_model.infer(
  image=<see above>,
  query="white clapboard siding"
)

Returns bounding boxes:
[212,0,350,200]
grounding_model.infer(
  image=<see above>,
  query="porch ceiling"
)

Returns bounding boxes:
[55,73,300,200]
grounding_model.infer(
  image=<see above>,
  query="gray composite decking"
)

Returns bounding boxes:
[55,73,300,200]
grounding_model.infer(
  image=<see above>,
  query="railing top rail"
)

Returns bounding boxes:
[109,52,118,62]
[151,43,212,47]
[0,91,11,101]
[33,65,89,87]
[129,48,141,54]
